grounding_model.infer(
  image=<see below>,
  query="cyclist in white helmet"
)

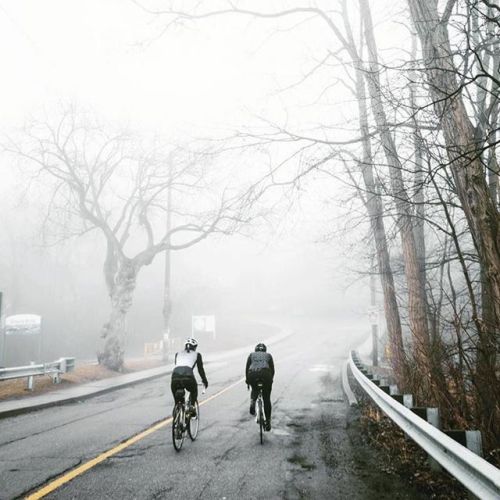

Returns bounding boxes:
[171,338,208,414]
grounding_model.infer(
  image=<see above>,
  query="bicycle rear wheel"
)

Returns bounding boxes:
[258,397,264,444]
[188,400,200,440]
[172,404,185,451]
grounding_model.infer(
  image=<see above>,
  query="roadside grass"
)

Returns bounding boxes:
[348,367,470,499]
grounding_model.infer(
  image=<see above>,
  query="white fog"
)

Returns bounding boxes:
[1,2,499,498]
[0,0,379,363]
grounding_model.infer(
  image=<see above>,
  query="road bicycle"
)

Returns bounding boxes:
[172,385,204,451]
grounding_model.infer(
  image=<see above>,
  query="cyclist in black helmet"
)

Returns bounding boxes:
[171,338,208,415]
[246,342,275,431]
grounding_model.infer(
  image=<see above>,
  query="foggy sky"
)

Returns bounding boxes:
[0,1,406,359]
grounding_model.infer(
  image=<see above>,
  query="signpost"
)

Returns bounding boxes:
[0,291,3,366]
[368,306,378,366]
[369,268,379,367]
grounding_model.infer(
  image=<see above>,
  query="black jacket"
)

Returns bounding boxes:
[246,351,274,380]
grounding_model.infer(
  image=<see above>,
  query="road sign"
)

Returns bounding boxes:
[191,315,216,339]
[5,314,42,336]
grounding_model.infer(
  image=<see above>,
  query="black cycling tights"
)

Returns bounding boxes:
[171,375,197,405]
[248,374,273,421]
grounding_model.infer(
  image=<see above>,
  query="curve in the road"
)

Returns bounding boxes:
[25,377,245,500]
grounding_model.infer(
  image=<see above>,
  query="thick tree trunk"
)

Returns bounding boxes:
[407,0,500,330]
[98,257,138,371]
[341,1,407,384]
[356,70,407,383]
[409,34,427,311]
[478,264,500,441]
[359,0,433,383]
[407,0,500,445]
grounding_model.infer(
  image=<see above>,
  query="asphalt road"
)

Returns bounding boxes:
[0,316,426,500]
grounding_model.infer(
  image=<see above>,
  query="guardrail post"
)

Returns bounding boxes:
[27,361,35,391]
[63,357,75,373]
[58,357,75,373]
[411,407,441,471]
[380,384,399,395]
[411,407,440,428]
[391,393,413,408]
[444,430,483,457]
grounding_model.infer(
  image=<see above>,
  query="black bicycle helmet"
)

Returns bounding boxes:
[255,342,267,352]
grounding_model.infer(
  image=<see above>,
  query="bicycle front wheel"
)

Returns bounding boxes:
[188,400,200,440]
[172,405,185,451]
[258,398,264,445]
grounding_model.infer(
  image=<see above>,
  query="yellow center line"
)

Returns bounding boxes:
[26,377,245,500]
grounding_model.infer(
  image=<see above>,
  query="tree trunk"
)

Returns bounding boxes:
[341,1,407,384]
[359,0,432,383]
[162,182,173,361]
[478,264,500,441]
[410,33,427,312]
[162,246,172,360]
[98,257,138,371]
[356,73,407,383]
[407,0,500,446]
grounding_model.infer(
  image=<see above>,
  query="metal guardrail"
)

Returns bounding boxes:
[341,360,358,406]
[0,357,75,389]
[348,352,500,500]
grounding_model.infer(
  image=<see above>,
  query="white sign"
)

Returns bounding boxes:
[5,314,42,336]
[192,315,216,338]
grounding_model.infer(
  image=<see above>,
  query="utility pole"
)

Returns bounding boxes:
[162,161,173,362]
[0,292,4,367]
[370,264,379,367]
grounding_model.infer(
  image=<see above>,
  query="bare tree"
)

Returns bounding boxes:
[142,0,500,448]
[407,0,500,445]
[144,0,437,387]
[7,108,256,370]
[336,0,407,383]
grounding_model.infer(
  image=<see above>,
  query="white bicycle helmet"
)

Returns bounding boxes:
[185,337,198,351]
